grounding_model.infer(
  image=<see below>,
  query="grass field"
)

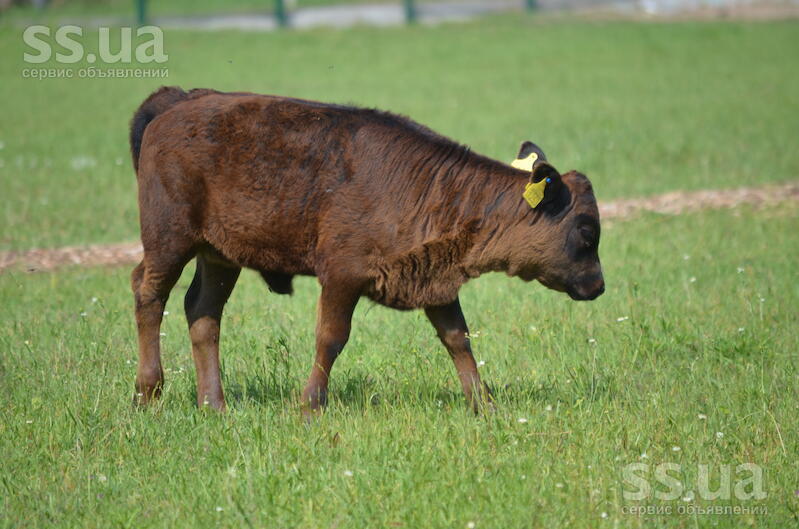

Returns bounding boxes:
[2,207,797,527]
[1,17,798,250]
[1,14,798,528]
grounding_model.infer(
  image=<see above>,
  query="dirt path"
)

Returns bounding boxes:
[1,182,797,273]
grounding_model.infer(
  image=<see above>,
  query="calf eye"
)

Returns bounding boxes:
[579,226,596,248]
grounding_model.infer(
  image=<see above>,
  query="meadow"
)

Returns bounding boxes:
[1,14,798,528]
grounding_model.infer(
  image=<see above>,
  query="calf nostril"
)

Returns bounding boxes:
[594,280,605,296]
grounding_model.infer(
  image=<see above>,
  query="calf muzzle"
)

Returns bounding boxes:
[568,276,605,301]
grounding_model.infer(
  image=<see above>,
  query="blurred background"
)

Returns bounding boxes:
[4,0,799,26]
[0,0,797,251]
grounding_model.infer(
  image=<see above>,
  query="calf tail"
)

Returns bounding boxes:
[129,86,189,172]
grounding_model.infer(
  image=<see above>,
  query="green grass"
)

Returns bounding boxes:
[1,15,798,527]
[1,17,798,250]
[1,206,797,528]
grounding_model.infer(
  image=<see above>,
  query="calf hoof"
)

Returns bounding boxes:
[132,383,162,408]
[467,385,495,415]
[197,393,226,412]
[300,388,327,422]
[301,406,323,424]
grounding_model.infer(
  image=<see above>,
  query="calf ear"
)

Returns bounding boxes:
[531,160,559,184]
[532,161,569,212]
[517,141,547,163]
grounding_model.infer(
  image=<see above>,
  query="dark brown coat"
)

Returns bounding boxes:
[129,86,604,414]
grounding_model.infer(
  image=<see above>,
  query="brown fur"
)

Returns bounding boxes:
[129,86,604,414]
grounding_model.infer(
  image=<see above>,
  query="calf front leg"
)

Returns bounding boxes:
[425,298,492,412]
[301,283,360,418]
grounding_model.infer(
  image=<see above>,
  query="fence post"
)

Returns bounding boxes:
[135,0,147,25]
[403,0,416,24]
[524,0,537,11]
[275,0,288,27]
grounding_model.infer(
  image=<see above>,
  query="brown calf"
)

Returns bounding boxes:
[130,86,604,415]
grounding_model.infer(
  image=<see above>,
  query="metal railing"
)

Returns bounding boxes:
[132,0,538,27]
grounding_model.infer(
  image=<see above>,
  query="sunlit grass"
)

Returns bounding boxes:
[1,206,796,527]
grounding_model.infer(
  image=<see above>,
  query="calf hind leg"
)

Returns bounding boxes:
[184,254,241,410]
[132,251,193,406]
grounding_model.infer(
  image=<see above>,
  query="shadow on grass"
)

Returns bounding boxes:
[187,350,621,412]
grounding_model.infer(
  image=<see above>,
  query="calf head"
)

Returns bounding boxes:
[507,142,605,301]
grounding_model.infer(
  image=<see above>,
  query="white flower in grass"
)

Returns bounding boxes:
[672,446,681,452]
[159,332,166,337]
[97,474,107,483]
[80,312,88,317]
[477,360,485,367]
[600,512,608,519]
[616,316,629,322]
[716,432,724,439]
[683,254,690,261]
[697,413,707,420]
[545,405,553,412]
[26,419,33,424]
[588,337,597,344]
[343,470,354,477]
[517,417,528,424]
[91,297,98,303]
[738,327,745,333]
[640,452,648,459]
[215,506,223,512]
[467,523,476,529]
[737,267,745,274]
[689,276,697,283]
[555,482,564,489]
[163,311,170,316]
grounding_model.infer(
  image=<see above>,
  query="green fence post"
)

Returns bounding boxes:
[275,0,288,27]
[525,0,537,11]
[135,0,147,25]
[403,0,416,24]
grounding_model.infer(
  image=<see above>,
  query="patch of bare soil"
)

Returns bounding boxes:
[1,182,797,273]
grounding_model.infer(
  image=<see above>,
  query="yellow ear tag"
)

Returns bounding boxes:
[511,152,549,208]
[523,178,548,209]
[511,152,538,171]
